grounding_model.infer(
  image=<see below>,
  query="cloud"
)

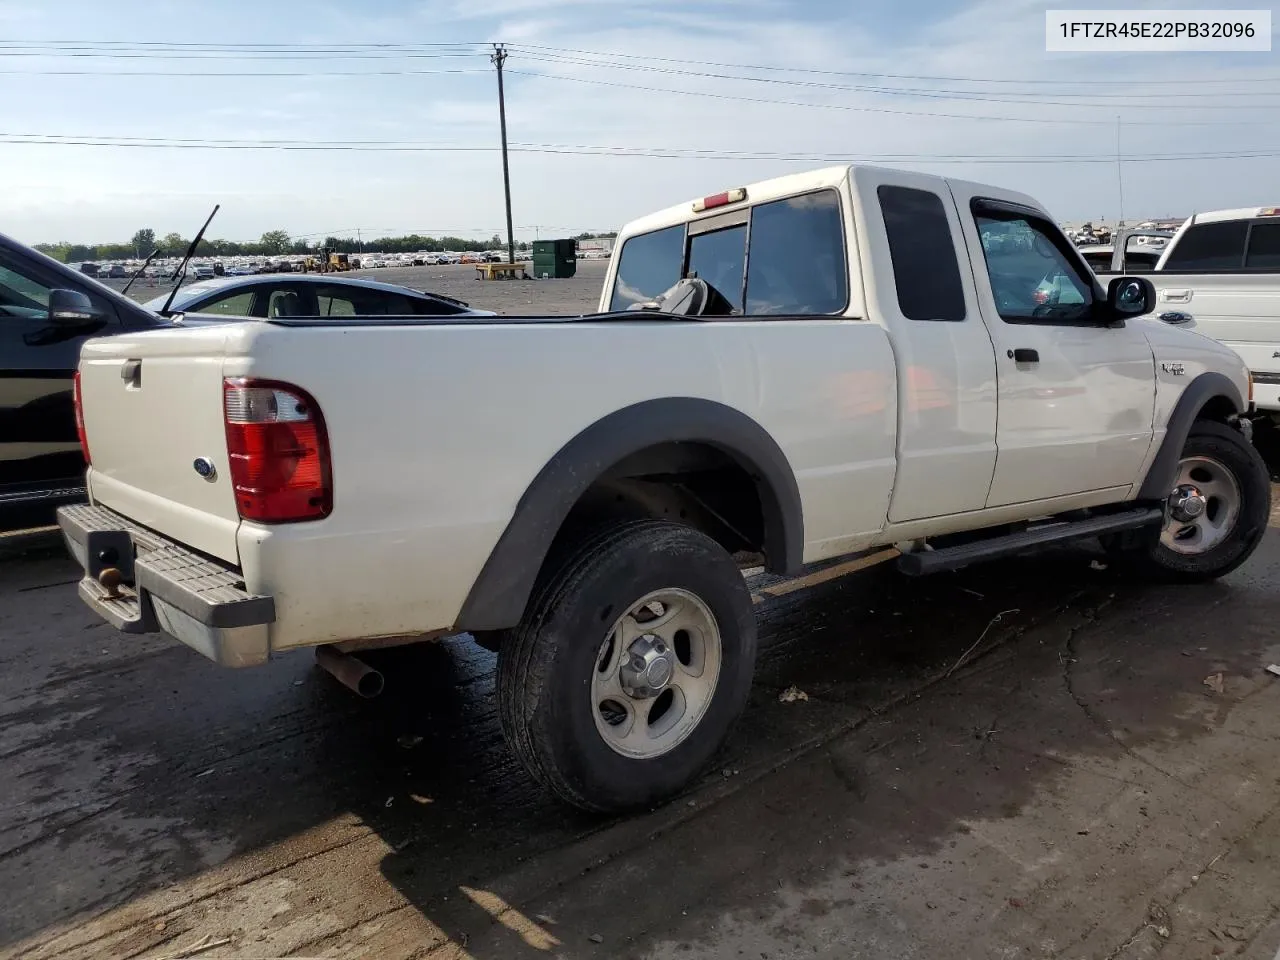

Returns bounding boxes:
[0,0,1277,242]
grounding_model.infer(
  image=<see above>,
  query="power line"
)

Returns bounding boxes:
[8,38,1279,86]
[0,66,490,76]
[5,133,1280,163]
[504,69,1272,127]
[507,41,1280,86]
[507,49,1280,107]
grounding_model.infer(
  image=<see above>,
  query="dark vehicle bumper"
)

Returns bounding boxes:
[57,503,275,667]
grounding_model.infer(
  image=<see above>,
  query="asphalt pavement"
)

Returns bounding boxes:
[4,498,1280,959]
[6,274,1280,957]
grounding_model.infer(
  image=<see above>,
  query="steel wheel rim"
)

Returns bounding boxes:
[591,588,723,760]
[1161,455,1241,555]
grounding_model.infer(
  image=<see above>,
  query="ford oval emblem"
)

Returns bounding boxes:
[193,457,218,482]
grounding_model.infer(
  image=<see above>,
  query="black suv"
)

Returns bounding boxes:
[0,232,167,531]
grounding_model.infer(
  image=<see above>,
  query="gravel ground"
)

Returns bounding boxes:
[104,260,611,317]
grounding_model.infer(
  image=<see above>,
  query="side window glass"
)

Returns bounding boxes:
[194,290,255,316]
[358,292,416,315]
[744,190,847,315]
[1163,221,1248,270]
[686,224,746,313]
[268,288,308,318]
[608,225,685,311]
[0,256,53,320]
[877,186,966,321]
[1245,222,1280,270]
[315,289,357,317]
[974,210,1093,323]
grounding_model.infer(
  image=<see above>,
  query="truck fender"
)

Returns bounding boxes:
[1137,372,1244,500]
[454,397,804,632]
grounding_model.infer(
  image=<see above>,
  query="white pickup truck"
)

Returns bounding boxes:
[60,165,1269,812]
[1093,207,1280,419]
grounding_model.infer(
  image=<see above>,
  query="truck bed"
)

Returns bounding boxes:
[77,315,899,650]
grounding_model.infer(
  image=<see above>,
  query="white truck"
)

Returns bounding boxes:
[1094,207,1280,420]
[60,165,1270,812]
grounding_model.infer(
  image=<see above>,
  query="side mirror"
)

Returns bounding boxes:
[1106,276,1155,318]
[49,288,106,327]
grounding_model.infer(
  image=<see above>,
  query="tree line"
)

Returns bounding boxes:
[33,228,618,263]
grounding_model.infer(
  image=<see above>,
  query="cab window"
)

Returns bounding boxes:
[687,224,746,313]
[609,225,685,311]
[1163,221,1248,271]
[607,189,848,316]
[745,191,847,315]
[973,206,1093,324]
[1245,222,1280,270]
[877,186,965,321]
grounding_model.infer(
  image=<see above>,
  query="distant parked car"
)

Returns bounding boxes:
[78,262,100,277]
[143,274,495,319]
[191,264,215,280]
[105,264,128,279]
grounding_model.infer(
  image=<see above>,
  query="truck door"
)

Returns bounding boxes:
[951,188,1156,507]
[850,166,998,521]
[0,247,116,515]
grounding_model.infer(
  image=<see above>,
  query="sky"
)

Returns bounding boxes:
[0,0,1277,246]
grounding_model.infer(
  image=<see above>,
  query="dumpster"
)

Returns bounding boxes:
[531,239,577,279]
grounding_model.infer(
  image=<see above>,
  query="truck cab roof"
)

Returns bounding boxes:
[616,164,1044,244]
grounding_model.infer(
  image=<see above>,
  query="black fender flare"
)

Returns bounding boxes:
[1137,372,1244,500]
[455,398,804,632]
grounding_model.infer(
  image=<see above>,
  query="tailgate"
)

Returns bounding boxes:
[79,324,242,564]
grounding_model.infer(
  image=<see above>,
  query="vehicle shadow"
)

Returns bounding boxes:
[3,520,1278,958]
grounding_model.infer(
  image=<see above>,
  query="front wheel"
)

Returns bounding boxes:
[497,520,757,813]
[1120,420,1270,582]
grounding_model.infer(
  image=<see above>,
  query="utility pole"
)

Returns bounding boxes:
[491,43,516,265]
[1115,116,1125,227]
[356,228,363,253]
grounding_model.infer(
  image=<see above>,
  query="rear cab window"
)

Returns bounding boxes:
[607,189,848,316]
[877,185,966,322]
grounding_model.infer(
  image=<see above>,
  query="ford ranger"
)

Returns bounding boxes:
[59,165,1270,812]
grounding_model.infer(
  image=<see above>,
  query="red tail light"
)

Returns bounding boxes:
[73,371,91,464]
[223,378,331,523]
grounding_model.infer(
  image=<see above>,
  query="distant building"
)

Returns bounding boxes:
[576,237,615,255]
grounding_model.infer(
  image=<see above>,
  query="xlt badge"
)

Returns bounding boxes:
[1160,362,1186,376]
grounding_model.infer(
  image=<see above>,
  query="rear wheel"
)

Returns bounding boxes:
[1119,420,1269,582]
[497,520,757,812]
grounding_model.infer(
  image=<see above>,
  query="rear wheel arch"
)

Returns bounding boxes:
[1138,372,1244,500]
[455,398,803,633]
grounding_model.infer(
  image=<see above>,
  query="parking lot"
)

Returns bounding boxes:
[5,480,1280,959]
[106,260,612,317]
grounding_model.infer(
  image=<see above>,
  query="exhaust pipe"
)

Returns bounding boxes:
[315,645,385,698]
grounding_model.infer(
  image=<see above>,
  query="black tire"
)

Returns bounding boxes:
[497,520,757,813]
[1120,420,1270,582]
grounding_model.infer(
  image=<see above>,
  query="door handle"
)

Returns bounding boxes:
[1008,348,1040,363]
[1159,311,1193,325]
[1162,289,1192,303]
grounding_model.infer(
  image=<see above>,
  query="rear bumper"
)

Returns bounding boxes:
[57,503,275,667]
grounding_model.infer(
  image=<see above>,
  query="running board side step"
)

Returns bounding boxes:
[897,506,1164,576]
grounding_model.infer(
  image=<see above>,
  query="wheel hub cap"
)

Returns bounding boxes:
[1168,484,1207,522]
[619,633,675,699]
